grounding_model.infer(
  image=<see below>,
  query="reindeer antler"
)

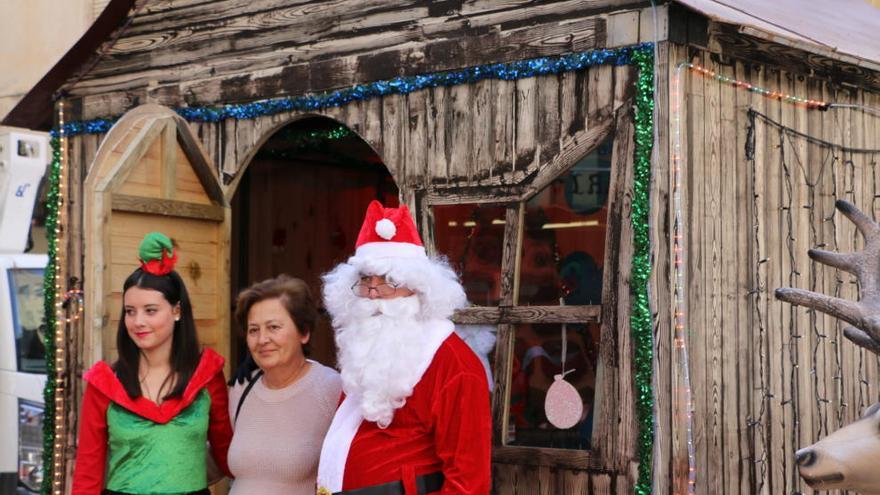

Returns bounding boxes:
[775,200,880,354]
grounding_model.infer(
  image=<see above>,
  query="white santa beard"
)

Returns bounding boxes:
[335,295,433,428]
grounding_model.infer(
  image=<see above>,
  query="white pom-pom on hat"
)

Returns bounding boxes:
[375,218,397,240]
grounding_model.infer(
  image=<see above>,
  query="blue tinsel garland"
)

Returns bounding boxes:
[51,43,652,137]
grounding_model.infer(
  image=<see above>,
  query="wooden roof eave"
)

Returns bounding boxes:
[1,0,138,131]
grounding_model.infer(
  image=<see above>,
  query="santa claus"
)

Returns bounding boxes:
[317,200,491,495]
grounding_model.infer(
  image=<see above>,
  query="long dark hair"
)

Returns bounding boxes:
[114,268,201,400]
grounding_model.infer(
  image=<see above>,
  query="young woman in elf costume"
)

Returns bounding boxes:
[71,232,233,495]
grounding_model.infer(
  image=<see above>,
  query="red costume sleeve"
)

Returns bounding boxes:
[431,372,492,495]
[71,383,111,495]
[206,369,234,478]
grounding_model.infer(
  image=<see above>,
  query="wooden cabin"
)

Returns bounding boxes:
[6,0,880,493]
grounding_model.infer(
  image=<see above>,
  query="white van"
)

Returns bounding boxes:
[0,127,48,494]
[0,254,47,494]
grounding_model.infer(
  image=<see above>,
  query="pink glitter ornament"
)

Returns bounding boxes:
[545,373,583,429]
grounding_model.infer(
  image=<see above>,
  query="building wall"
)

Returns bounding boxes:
[0,0,108,119]
[652,42,880,494]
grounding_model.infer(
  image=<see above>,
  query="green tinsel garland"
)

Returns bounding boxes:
[40,137,61,495]
[631,48,655,495]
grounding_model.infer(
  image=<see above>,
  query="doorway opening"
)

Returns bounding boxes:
[230,116,398,368]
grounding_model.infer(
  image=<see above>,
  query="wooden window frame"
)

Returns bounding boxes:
[418,108,635,469]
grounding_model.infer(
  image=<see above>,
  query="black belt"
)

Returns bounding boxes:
[333,472,444,495]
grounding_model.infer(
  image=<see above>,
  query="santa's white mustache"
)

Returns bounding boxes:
[349,294,421,319]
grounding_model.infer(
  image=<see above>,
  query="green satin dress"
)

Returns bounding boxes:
[104,390,210,494]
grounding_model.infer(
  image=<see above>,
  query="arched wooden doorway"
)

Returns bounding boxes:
[83,104,230,367]
[228,116,397,368]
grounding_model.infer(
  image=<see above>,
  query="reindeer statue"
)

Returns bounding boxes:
[776,200,880,494]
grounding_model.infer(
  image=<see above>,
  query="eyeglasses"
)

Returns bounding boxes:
[350,280,402,298]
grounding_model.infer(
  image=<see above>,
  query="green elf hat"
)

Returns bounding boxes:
[138,232,178,276]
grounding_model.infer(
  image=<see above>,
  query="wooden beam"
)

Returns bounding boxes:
[520,113,615,201]
[452,305,601,325]
[161,120,177,199]
[97,116,165,193]
[112,193,225,221]
[492,445,599,470]
[172,114,227,206]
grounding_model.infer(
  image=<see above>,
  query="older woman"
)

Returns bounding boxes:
[227,275,341,495]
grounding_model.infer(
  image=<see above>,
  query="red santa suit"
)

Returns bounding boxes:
[318,201,492,495]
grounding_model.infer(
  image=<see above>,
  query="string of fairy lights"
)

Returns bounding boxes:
[42,100,68,495]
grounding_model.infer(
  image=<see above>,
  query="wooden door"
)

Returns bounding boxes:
[83,104,230,368]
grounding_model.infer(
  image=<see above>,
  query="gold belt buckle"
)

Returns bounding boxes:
[317,486,333,495]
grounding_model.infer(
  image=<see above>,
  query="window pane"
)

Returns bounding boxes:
[433,204,507,306]
[508,322,600,449]
[9,268,47,373]
[518,137,612,306]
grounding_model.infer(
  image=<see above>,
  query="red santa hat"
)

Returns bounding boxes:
[354,200,427,260]
[323,200,467,323]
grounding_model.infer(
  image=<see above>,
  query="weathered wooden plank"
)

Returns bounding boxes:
[537,466,554,495]
[606,9,639,48]
[592,473,611,495]
[761,65,787,495]
[717,57,740,495]
[403,89,428,188]
[790,72,815,487]
[651,41,672,495]
[452,305,600,325]
[807,76,830,453]
[448,84,472,180]
[730,59,753,495]
[72,14,606,100]
[559,469,590,494]
[704,53,723,495]
[501,204,521,307]
[363,96,383,158]
[746,59,770,495]
[611,109,637,472]
[536,74,561,165]
[492,463,517,494]
[559,71,578,145]
[493,447,595,470]
[470,79,493,183]
[492,78,516,178]
[161,120,177,199]
[111,194,225,221]
[491,323,513,447]
[710,21,880,91]
[381,94,405,182]
[424,87,447,184]
[638,4,667,43]
[424,188,522,206]
[514,77,538,174]
[587,65,613,131]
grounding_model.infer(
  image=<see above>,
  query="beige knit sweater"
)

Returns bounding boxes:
[227,361,342,495]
